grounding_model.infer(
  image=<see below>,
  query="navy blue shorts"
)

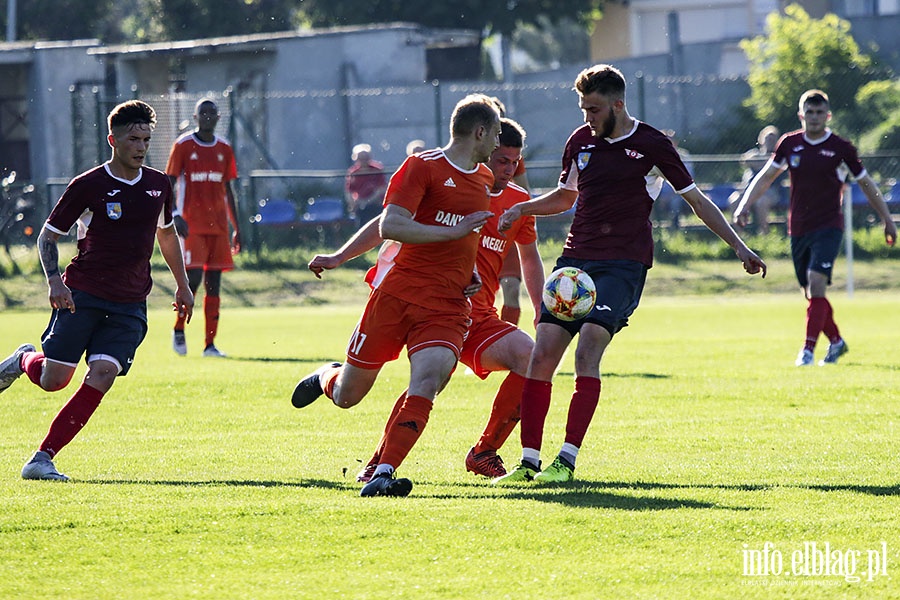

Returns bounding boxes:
[539,257,648,337]
[791,228,843,288]
[41,289,148,376]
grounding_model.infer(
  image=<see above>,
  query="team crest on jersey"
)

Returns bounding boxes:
[819,149,836,157]
[146,190,162,197]
[106,202,122,220]
[624,148,644,160]
[790,154,801,168]
[577,152,591,170]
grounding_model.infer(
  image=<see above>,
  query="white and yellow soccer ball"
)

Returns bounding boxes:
[541,267,597,321]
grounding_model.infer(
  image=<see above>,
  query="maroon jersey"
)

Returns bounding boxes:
[558,122,694,266]
[771,130,865,237]
[45,164,174,303]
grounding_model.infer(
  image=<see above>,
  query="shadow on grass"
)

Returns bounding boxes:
[219,356,340,364]
[79,478,354,490]
[808,483,900,496]
[557,371,670,379]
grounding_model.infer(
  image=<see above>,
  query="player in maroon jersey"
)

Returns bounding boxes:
[734,89,896,367]
[0,100,194,481]
[494,64,766,485]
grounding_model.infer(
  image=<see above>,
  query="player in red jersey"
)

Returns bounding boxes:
[308,118,544,481]
[494,64,766,485]
[166,98,241,358]
[0,100,193,481]
[734,89,896,366]
[291,94,500,497]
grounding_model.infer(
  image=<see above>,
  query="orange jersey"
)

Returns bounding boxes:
[377,149,493,313]
[471,182,535,317]
[166,133,238,236]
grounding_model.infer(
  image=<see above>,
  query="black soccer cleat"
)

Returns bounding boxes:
[359,472,413,497]
[291,362,341,408]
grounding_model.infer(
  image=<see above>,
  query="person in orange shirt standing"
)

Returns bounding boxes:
[291,94,501,497]
[166,98,241,358]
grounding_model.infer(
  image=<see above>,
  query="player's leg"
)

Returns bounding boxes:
[466,328,534,477]
[173,231,204,355]
[493,323,572,484]
[201,269,225,357]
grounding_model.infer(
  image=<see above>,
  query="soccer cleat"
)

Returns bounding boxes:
[21,451,70,482]
[795,348,814,367]
[534,456,575,483]
[202,344,227,358]
[819,339,848,366]
[356,461,378,483]
[465,447,507,478]
[291,362,341,408]
[0,343,35,394]
[172,330,187,356]
[359,472,413,497]
[490,460,539,485]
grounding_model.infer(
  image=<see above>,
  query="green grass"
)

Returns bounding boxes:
[1,292,898,599]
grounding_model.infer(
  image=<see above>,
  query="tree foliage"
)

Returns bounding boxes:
[296,0,602,36]
[740,5,872,135]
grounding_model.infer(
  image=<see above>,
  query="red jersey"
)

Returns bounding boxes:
[345,160,387,201]
[559,122,694,266]
[377,149,493,313]
[471,182,535,317]
[44,164,174,304]
[166,133,238,236]
[771,129,865,237]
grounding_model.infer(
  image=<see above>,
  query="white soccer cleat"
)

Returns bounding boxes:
[795,348,814,367]
[172,330,187,356]
[21,451,70,482]
[0,343,35,394]
[202,344,227,358]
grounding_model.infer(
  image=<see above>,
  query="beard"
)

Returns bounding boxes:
[598,107,616,138]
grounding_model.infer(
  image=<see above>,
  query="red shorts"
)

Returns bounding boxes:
[182,233,234,271]
[345,289,470,369]
[459,312,518,379]
[498,247,521,280]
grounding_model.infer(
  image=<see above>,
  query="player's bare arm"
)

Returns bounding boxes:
[498,187,577,231]
[463,267,482,298]
[733,163,782,227]
[226,181,241,254]
[308,215,384,278]
[857,174,897,246]
[517,240,545,317]
[682,187,767,278]
[380,204,493,244]
[157,225,194,322]
[37,225,75,313]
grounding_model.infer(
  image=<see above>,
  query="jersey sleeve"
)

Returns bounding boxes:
[514,215,537,245]
[383,156,427,214]
[224,144,239,182]
[159,176,176,228]
[45,180,88,235]
[771,136,790,170]
[655,137,695,193]
[165,141,184,177]
[841,140,866,179]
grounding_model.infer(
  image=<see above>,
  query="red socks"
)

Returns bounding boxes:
[819,298,841,343]
[565,376,601,449]
[39,383,104,457]
[379,395,432,470]
[368,390,407,464]
[804,297,829,351]
[204,295,221,347]
[22,350,46,387]
[519,378,552,452]
[474,372,525,453]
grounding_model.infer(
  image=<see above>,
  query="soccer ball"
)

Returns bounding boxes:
[542,267,597,321]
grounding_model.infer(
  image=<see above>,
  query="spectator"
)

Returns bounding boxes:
[344,143,388,225]
[734,126,781,234]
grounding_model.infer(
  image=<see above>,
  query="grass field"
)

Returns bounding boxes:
[1,291,898,599]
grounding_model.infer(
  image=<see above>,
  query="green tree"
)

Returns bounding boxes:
[740,4,872,135]
[1,0,115,41]
[855,79,900,153]
[296,0,601,36]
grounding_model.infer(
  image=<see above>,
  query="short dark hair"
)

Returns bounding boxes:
[799,89,829,111]
[574,64,626,100]
[498,117,525,149]
[450,94,500,138]
[108,100,156,134]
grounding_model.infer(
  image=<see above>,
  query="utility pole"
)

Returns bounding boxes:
[6,0,16,42]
